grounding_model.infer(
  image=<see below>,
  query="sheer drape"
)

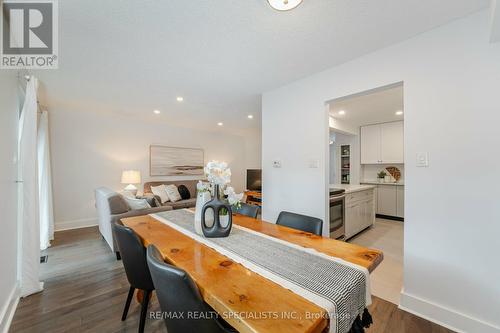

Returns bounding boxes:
[19,76,44,297]
[38,110,54,250]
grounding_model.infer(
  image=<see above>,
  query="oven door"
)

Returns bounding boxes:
[329,195,345,240]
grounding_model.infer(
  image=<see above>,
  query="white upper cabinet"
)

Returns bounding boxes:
[361,121,403,164]
[380,121,404,163]
[360,124,381,164]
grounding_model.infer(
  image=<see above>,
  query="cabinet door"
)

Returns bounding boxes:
[380,121,404,164]
[360,124,381,164]
[345,202,359,239]
[396,186,404,218]
[365,198,375,227]
[377,185,397,216]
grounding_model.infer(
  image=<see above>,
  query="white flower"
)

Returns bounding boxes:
[224,186,244,206]
[196,180,210,192]
[204,160,231,186]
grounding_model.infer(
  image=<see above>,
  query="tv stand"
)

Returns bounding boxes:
[245,190,262,206]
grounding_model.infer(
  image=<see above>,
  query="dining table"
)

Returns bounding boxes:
[121,210,383,333]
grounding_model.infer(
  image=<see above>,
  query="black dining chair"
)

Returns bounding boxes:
[276,211,323,236]
[146,245,237,333]
[112,222,155,333]
[233,203,260,219]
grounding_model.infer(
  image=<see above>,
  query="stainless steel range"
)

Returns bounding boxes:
[329,188,346,240]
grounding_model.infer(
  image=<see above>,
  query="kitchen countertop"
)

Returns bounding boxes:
[330,184,376,194]
[361,180,405,186]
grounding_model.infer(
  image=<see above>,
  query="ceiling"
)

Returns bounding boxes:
[33,0,490,134]
[329,84,404,128]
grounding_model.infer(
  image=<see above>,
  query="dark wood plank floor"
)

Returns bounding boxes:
[10,227,454,333]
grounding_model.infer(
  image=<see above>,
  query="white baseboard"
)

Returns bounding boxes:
[55,217,98,231]
[0,282,20,333]
[400,291,500,333]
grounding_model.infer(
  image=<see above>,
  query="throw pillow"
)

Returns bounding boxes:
[177,185,191,200]
[138,194,161,207]
[108,195,130,214]
[124,197,151,210]
[165,184,182,202]
[151,184,169,203]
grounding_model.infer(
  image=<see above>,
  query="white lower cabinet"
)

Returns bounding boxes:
[345,189,375,239]
[362,183,405,218]
[377,185,397,216]
[396,186,404,218]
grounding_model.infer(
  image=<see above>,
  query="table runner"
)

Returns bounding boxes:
[151,209,371,333]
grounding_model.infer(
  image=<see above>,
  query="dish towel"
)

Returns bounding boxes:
[151,209,373,333]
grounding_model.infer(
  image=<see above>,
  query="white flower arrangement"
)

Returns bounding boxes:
[224,186,244,209]
[203,160,243,209]
[196,180,210,193]
[204,161,231,186]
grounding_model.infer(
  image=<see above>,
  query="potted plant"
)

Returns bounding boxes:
[377,171,387,183]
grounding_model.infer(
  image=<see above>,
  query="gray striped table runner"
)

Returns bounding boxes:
[152,209,370,333]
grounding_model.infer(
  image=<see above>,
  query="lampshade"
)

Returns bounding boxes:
[267,0,303,11]
[121,170,141,184]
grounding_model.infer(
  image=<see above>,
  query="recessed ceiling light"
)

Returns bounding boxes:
[247,115,254,119]
[267,0,303,11]
[217,122,223,126]
[153,109,161,114]
[338,110,346,115]
[395,111,404,116]
[176,96,184,102]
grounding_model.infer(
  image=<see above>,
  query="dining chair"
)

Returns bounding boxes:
[112,222,155,333]
[233,203,260,218]
[276,211,323,236]
[146,245,237,333]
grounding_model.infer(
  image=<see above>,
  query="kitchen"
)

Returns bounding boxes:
[327,83,405,304]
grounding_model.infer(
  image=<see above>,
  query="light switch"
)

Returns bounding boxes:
[272,160,282,168]
[416,152,429,167]
[309,159,319,168]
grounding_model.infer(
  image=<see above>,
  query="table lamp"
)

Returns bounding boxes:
[121,170,141,196]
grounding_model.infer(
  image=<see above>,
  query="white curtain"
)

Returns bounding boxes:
[18,76,44,297]
[38,110,54,250]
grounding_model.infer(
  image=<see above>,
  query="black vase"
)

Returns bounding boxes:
[201,185,232,238]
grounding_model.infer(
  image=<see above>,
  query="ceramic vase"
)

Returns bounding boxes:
[201,185,232,238]
[194,191,213,235]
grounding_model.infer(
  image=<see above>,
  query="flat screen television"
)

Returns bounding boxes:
[246,169,262,191]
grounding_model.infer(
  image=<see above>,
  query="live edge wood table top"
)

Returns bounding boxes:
[121,213,383,333]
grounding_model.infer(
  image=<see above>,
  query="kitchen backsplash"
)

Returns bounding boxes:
[361,164,405,182]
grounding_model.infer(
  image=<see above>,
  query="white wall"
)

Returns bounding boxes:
[49,109,261,231]
[262,11,500,333]
[0,72,20,331]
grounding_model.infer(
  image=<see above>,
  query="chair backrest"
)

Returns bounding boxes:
[146,245,225,333]
[112,222,154,291]
[276,211,323,236]
[234,203,260,219]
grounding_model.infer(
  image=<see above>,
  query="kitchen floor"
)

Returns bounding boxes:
[349,218,403,305]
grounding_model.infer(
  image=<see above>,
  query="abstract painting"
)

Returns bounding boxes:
[150,145,204,176]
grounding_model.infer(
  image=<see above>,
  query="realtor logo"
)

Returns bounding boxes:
[1,0,58,69]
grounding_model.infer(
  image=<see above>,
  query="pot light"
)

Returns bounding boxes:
[176,96,184,102]
[267,0,303,11]
[247,115,254,119]
[153,109,161,114]
[338,110,346,115]
[217,122,224,126]
[395,111,404,116]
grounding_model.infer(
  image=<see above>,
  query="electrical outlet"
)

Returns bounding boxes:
[273,160,282,168]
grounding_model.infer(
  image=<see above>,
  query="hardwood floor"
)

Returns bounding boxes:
[10,226,454,333]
